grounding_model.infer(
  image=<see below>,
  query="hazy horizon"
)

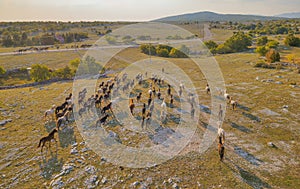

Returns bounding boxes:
[0,0,299,22]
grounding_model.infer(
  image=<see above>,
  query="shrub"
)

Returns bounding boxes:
[284,34,300,47]
[255,46,268,56]
[266,49,280,63]
[30,64,51,82]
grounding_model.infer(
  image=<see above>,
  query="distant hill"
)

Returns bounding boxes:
[275,12,300,18]
[154,11,284,22]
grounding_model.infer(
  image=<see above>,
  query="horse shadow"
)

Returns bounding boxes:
[58,126,76,148]
[39,151,63,180]
[199,120,217,132]
[237,104,250,111]
[199,104,211,114]
[242,112,261,122]
[234,146,263,166]
[230,122,252,133]
[224,159,271,188]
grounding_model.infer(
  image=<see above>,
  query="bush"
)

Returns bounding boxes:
[284,34,300,47]
[169,48,187,58]
[0,66,6,77]
[223,31,252,53]
[257,36,268,46]
[255,46,268,56]
[156,48,169,57]
[266,40,279,49]
[53,66,74,79]
[30,64,51,82]
[140,44,156,55]
[266,49,280,63]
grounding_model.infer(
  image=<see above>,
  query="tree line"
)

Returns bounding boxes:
[1,31,88,47]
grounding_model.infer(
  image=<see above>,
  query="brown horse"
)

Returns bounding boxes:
[37,128,58,152]
[218,136,225,161]
[129,98,135,115]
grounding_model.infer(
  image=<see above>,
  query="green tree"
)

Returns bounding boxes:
[224,31,252,52]
[69,58,81,69]
[0,66,6,77]
[255,46,268,56]
[169,48,187,58]
[266,40,279,49]
[204,40,218,54]
[204,40,218,50]
[284,34,300,47]
[215,44,231,54]
[286,54,296,63]
[30,64,51,82]
[2,33,13,47]
[257,36,268,46]
[156,48,169,57]
[266,49,280,63]
[140,44,156,55]
[53,66,73,79]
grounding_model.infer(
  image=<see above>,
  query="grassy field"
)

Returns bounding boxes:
[0,41,299,188]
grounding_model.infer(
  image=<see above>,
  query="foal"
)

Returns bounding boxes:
[37,128,58,152]
[229,97,237,110]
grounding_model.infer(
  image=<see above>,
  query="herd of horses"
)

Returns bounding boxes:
[38,71,239,161]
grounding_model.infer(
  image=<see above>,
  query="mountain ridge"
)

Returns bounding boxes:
[154,11,285,22]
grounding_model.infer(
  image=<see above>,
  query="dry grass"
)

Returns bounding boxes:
[0,39,300,188]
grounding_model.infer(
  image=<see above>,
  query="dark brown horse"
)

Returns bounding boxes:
[96,114,109,126]
[218,136,225,161]
[38,128,58,152]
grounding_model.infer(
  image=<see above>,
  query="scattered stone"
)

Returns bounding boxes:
[81,147,90,153]
[282,105,288,109]
[85,165,96,174]
[70,148,79,155]
[0,119,12,126]
[168,178,173,184]
[268,142,276,148]
[72,142,78,147]
[172,183,179,189]
[84,175,98,189]
[62,164,74,175]
[67,177,75,184]
[76,159,84,164]
[101,177,107,184]
[275,81,283,84]
[80,141,86,145]
[255,76,260,81]
[101,157,107,162]
[50,177,64,188]
[21,106,25,109]
[132,181,140,186]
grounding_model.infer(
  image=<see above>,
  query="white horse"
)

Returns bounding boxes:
[44,105,56,121]
[161,99,167,110]
[224,90,230,102]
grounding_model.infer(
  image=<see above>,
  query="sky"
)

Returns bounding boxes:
[0,0,299,21]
